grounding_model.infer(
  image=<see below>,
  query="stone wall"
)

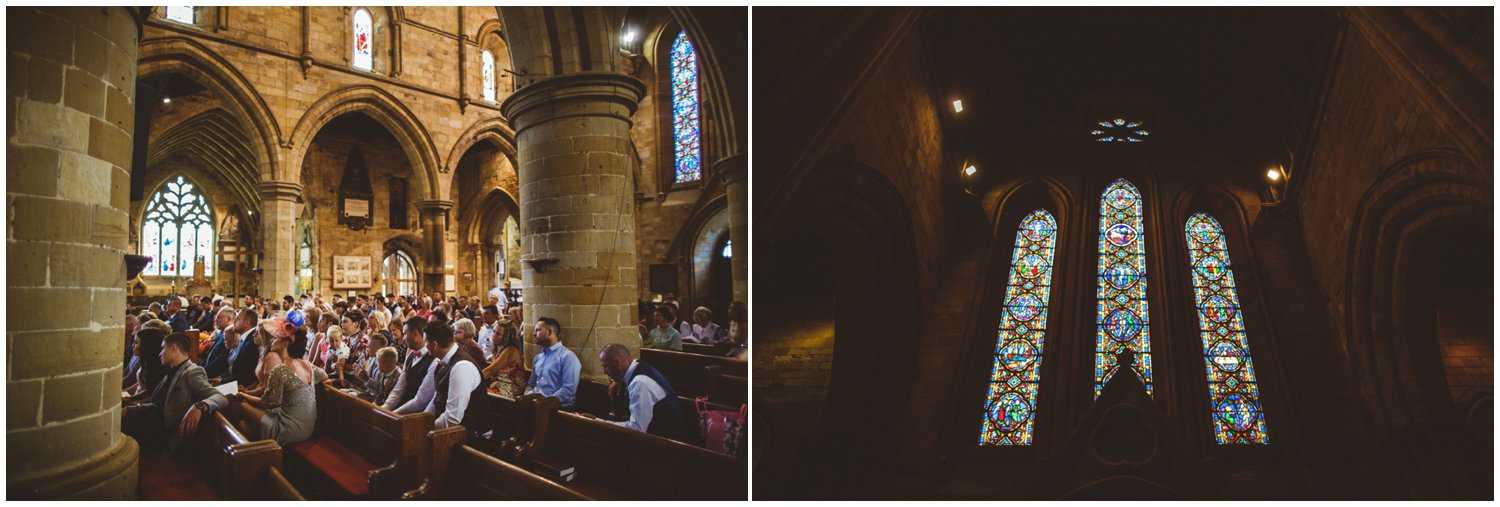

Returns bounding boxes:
[7,6,141,499]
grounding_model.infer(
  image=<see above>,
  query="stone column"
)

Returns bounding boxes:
[7,6,142,499]
[416,199,454,293]
[257,181,302,298]
[717,154,748,305]
[502,72,646,380]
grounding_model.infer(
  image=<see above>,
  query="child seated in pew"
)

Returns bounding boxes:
[353,347,401,404]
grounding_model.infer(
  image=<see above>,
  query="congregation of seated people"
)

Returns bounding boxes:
[121,287,746,499]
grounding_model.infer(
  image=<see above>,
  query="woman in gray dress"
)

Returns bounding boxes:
[227,327,326,445]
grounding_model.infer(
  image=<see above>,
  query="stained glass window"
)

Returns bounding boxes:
[481,50,496,103]
[1186,213,1270,444]
[671,30,701,183]
[165,6,194,24]
[979,209,1058,446]
[1095,178,1153,397]
[383,251,416,297]
[722,239,732,259]
[352,8,373,71]
[1092,117,1151,143]
[141,175,215,278]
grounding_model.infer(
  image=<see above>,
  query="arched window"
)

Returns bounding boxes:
[1185,212,1270,444]
[165,6,194,24]
[481,49,497,103]
[352,8,374,71]
[297,225,314,294]
[1095,178,1154,397]
[670,30,701,184]
[979,209,1058,446]
[383,251,416,297]
[141,175,215,277]
[722,239,732,259]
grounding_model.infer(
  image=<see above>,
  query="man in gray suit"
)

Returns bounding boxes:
[122,332,229,453]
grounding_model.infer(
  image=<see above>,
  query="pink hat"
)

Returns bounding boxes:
[259,316,296,339]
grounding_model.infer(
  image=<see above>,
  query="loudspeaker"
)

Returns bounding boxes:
[649,264,678,294]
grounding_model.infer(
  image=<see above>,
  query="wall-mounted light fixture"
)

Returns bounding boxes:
[952,99,964,113]
[161,96,172,104]
[621,29,637,46]
[1265,164,1288,204]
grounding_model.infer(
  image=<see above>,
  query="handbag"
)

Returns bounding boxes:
[696,397,747,457]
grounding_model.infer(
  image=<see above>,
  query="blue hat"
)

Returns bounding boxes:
[287,309,306,329]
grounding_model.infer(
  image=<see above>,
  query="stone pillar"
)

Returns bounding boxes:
[7,6,142,499]
[257,181,302,298]
[502,72,646,380]
[717,154,748,305]
[416,199,453,293]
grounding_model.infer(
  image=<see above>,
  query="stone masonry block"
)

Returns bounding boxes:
[7,409,112,477]
[14,99,88,152]
[7,145,60,198]
[7,241,49,287]
[63,67,106,118]
[9,328,118,379]
[57,151,113,206]
[42,372,103,423]
[8,379,43,428]
[10,195,92,243]
[87,118,132,169]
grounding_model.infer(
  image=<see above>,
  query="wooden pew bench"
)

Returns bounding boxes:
[516,407,748,500]
[467,391,557,461]
[704,364,748,407]
[639,348,748,399]
[681,342,733,357]
[284,382,432,499]
[403,426,592,500]
[141,411,304,500]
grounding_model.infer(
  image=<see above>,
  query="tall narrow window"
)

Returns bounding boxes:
[1186,213,1270,444]
[352,8,373,71]
[481,50,497,102]
[722,239,732,259]
[297,227,314,293]
[141,175,215,277]
[383,251,416,297]
[1095,178,1153,397]
[979,209,1058,446]
[165,6,194,24]
[670,30,701,184]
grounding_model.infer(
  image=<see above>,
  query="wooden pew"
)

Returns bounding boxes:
[681,342,733,357]
[516,407,748,500]
[639,348,747,399]
[286,382,432,499]
[403,426,592,500]
[704,364,748,407]
[141,411,304,500]
[468,391,557,461]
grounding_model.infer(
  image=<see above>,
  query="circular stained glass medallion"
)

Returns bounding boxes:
[988,392,1032,433]
[1106,187,1136,209]
[1201,295,1234,322]
[1106,223,1137,247]
[1195,255,1227,281]
[1190,219,1220,243]
[1216,393,1258,431]
[1105,262,1140,290]
[1208,340,1244,372]
[1103,309,1142,342]
[999,340,1037,373]
[1021,217,1054,241]
[1009,294,1041,321]
[1016,254,1047,279]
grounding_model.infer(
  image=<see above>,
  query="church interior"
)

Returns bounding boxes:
[8,6,746,500]
[755,7,1492,500]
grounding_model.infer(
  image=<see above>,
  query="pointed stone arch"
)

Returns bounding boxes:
[289,85,443,201]
[444,116,518,175]
[138,36,283,181]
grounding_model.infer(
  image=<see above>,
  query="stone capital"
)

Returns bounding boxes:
[255,180,303,201]
[415,199,455,213]
[500,71,647,134]
[715,154,747,185]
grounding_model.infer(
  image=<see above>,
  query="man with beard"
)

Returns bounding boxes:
[523,317,581,409]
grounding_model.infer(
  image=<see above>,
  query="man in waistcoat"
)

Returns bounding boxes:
[593,343,686,441]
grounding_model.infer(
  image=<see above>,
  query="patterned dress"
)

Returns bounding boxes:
[489,347,528,399]
[259,362,327,445]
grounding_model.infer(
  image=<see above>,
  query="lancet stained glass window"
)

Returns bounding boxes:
[165,6,194,24]
[1185,213,1270,444]
[141,175,215,277]
[481,50,496,102]
[1095,178,1154,397]
[352,8,373,71]
[979,209,1058,446]
[1092,118,1151,143]
[670,30,701,183]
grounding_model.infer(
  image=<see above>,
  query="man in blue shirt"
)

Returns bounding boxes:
[524,317,581,409]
